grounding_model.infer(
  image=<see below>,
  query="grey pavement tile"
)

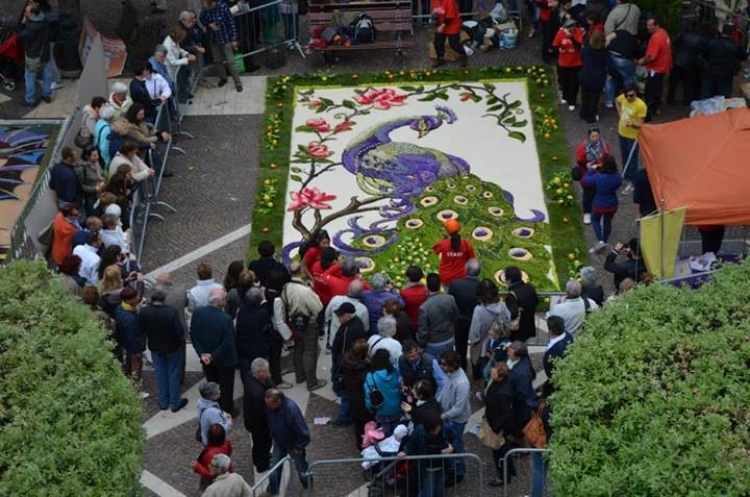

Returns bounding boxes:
[141,371,206,422]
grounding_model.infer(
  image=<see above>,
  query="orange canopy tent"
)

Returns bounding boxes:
[638,107,750,226]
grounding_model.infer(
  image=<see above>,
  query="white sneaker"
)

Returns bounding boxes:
[560,98,568,105]
[140,391,151,399]
[621,183,634,195]
[583,213,591,224]
[604,102,614,109]
[568,105,576,111]
[51,82,64,91]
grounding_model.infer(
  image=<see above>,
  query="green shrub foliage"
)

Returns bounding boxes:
[0,261,144,496]
[550,260,750,496]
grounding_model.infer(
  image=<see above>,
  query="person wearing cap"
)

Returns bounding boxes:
[108,81,133,119]
[139,289,189,412]
[324,279,370,353]
[331,301,368,426]
[432,219,476,288]
[553,16,584,112]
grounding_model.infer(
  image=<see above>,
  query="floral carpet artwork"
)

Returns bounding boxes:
[255,68,586,292]
[0,123,56,263]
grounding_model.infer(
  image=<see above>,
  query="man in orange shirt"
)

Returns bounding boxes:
[637,16,672,122]
[431,0,466,67]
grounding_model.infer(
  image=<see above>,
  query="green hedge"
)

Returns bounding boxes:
[550,260,750,496]
[0,261,144,496]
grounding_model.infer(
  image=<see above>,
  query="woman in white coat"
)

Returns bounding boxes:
[163,26,196,103]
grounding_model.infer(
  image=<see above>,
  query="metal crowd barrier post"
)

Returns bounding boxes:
[502,447,550,497]
[233,0,306,60]
[250,455,292,496]
[128,181,152,261]
[303,452,484,497]
[146,146,177,217]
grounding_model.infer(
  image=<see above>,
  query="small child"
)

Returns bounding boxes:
[481,322,510,382]
[361,424,408,469]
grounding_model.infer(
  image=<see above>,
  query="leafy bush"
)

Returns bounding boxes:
[550,260,750,496]
[633,0,685,36]
[0,261,144,496]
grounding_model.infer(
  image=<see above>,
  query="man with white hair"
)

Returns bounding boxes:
[368,315,403,368]
[546,279,599,337]
[243,358,273,472]
[108,81,132,119]
[361,273,404,333]
[93,104,116,167]
[201,454,252,496]
[324,279,369,352]
[191,288,238,413]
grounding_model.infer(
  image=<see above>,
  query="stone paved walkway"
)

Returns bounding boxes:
[0,2,712,494]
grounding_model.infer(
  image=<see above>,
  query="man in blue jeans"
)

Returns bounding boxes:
[18,3,52,107]
[437,349,471,481]
[262,389,311,496]
[140,290,188,412]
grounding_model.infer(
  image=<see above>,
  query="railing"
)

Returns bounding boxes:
[250,455,292,496]
[502,447,550,497]
[233,0,306,60]
[302,452,484,496]
[8,117,73,262]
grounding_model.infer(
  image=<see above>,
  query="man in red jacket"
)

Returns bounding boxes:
[400,265,428,332]
[431,0,467,67]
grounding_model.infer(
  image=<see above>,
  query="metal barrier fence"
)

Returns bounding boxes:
[302,452,484,496]
[233,0,305,60]
[502,447,550,497]
[250,455,292,496]
[8,117,73,262]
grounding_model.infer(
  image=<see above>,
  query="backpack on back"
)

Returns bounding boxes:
[353,13,376,43]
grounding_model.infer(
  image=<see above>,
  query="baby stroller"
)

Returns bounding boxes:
[361,423,410,497]
[0,18,23,91]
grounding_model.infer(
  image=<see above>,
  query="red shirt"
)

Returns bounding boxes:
[431,0,461,35]
[302,245,321,267]
[400,283,428,331]
[432,237,476,287]
[585,23,604,43]
[535,0,551,22]
[193,440,233,481]
[644,28,673,75]
[324,274,371,298]
[552,27,584,67]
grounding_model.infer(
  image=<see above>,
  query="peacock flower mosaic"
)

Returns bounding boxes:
[283,82,559,289]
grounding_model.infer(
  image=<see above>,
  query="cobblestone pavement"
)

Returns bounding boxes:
[0,2,721,495]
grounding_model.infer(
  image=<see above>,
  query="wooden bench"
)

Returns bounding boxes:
[308,0,414,66]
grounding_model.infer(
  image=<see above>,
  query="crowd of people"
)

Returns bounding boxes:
[50,210,654,496]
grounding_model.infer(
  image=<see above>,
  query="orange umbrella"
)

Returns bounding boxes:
[639,107,750,226]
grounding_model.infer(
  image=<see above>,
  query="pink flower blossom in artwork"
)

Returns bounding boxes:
[354,88,408,110]
[306,117,331,132]
[287,187,337,211]
[307,98,323,109]
[334,121,355,133]
[307,141,333,159]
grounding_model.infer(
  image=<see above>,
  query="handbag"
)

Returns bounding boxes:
[506,291,522,332]
[74,130,93,149]
[367,373,385,410]
[477,418,505,449]
[522,401,547,448]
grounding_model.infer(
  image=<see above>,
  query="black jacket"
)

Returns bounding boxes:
[604,250,646,291]
[447,276,480,325]
[341,353,372,422]
[506,281,540,341]
[140,303,185,354]
[543,333,574,383]
[49,162,82,205]
[235,303,271,361]
[19,14,50,62]
[129,78,158,118]
[484,378,519,435]
[410,397,441,428]
[703,36,747,80]
[243,375,271,432]
[249,257,290,288]
[672,29,708,69]
[399,352,437,390]
[331,316,367,375]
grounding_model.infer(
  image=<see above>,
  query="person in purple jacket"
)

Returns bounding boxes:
[583,153,622,251]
